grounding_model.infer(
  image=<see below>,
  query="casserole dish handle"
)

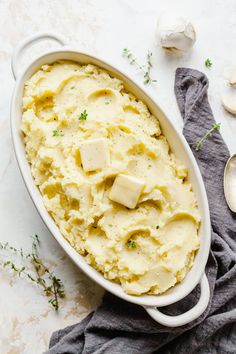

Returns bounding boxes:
[11,32,66,80]
[144,273,210,327]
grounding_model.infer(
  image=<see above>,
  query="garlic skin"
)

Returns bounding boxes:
[157,15,196,54]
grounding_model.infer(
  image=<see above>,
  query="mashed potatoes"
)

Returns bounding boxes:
[21,61,200,295]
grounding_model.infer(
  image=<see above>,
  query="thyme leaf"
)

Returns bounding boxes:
[52,129,64,137]
[205,58,212,68]
[127,240,137,249]
[79,109,88,121]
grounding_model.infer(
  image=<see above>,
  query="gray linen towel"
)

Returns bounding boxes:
[45,68,236,354]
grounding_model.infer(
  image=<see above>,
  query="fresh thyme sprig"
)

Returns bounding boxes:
[195,123,221,151]
[144,51,157,84]
[0,235,65,311]
[122,48,157,84]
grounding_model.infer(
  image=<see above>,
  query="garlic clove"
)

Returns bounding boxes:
[229,71,236,88]
[222,95,236,115]
[157,15,196,54]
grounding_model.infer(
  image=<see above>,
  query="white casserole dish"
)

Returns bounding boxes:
[10,33,211,327]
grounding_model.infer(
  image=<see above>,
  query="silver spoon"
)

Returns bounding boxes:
[224,153,236,212]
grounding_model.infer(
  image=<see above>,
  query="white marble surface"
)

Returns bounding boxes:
[1,0,236,353]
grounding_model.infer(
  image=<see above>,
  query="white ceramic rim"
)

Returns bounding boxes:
[10,33,211,326]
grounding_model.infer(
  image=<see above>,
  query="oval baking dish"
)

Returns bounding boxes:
[10,33,211,327]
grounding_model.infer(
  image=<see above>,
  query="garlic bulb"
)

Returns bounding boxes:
[157,15,196,54]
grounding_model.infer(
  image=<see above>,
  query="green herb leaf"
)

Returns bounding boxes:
[127,240,137,249]
[195,123,221,151]
[205,58,212,68]
[79,109,88,121]
[52,129,64,137]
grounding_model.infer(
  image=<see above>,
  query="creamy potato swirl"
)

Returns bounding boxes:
[21,61,200,295]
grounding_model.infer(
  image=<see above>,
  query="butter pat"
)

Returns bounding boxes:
[80,138,109,172]
[109,174,144,209]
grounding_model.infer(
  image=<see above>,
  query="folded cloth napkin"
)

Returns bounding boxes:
[45,68,236,354]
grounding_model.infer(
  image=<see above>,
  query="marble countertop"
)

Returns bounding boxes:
[1,0,236,353]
